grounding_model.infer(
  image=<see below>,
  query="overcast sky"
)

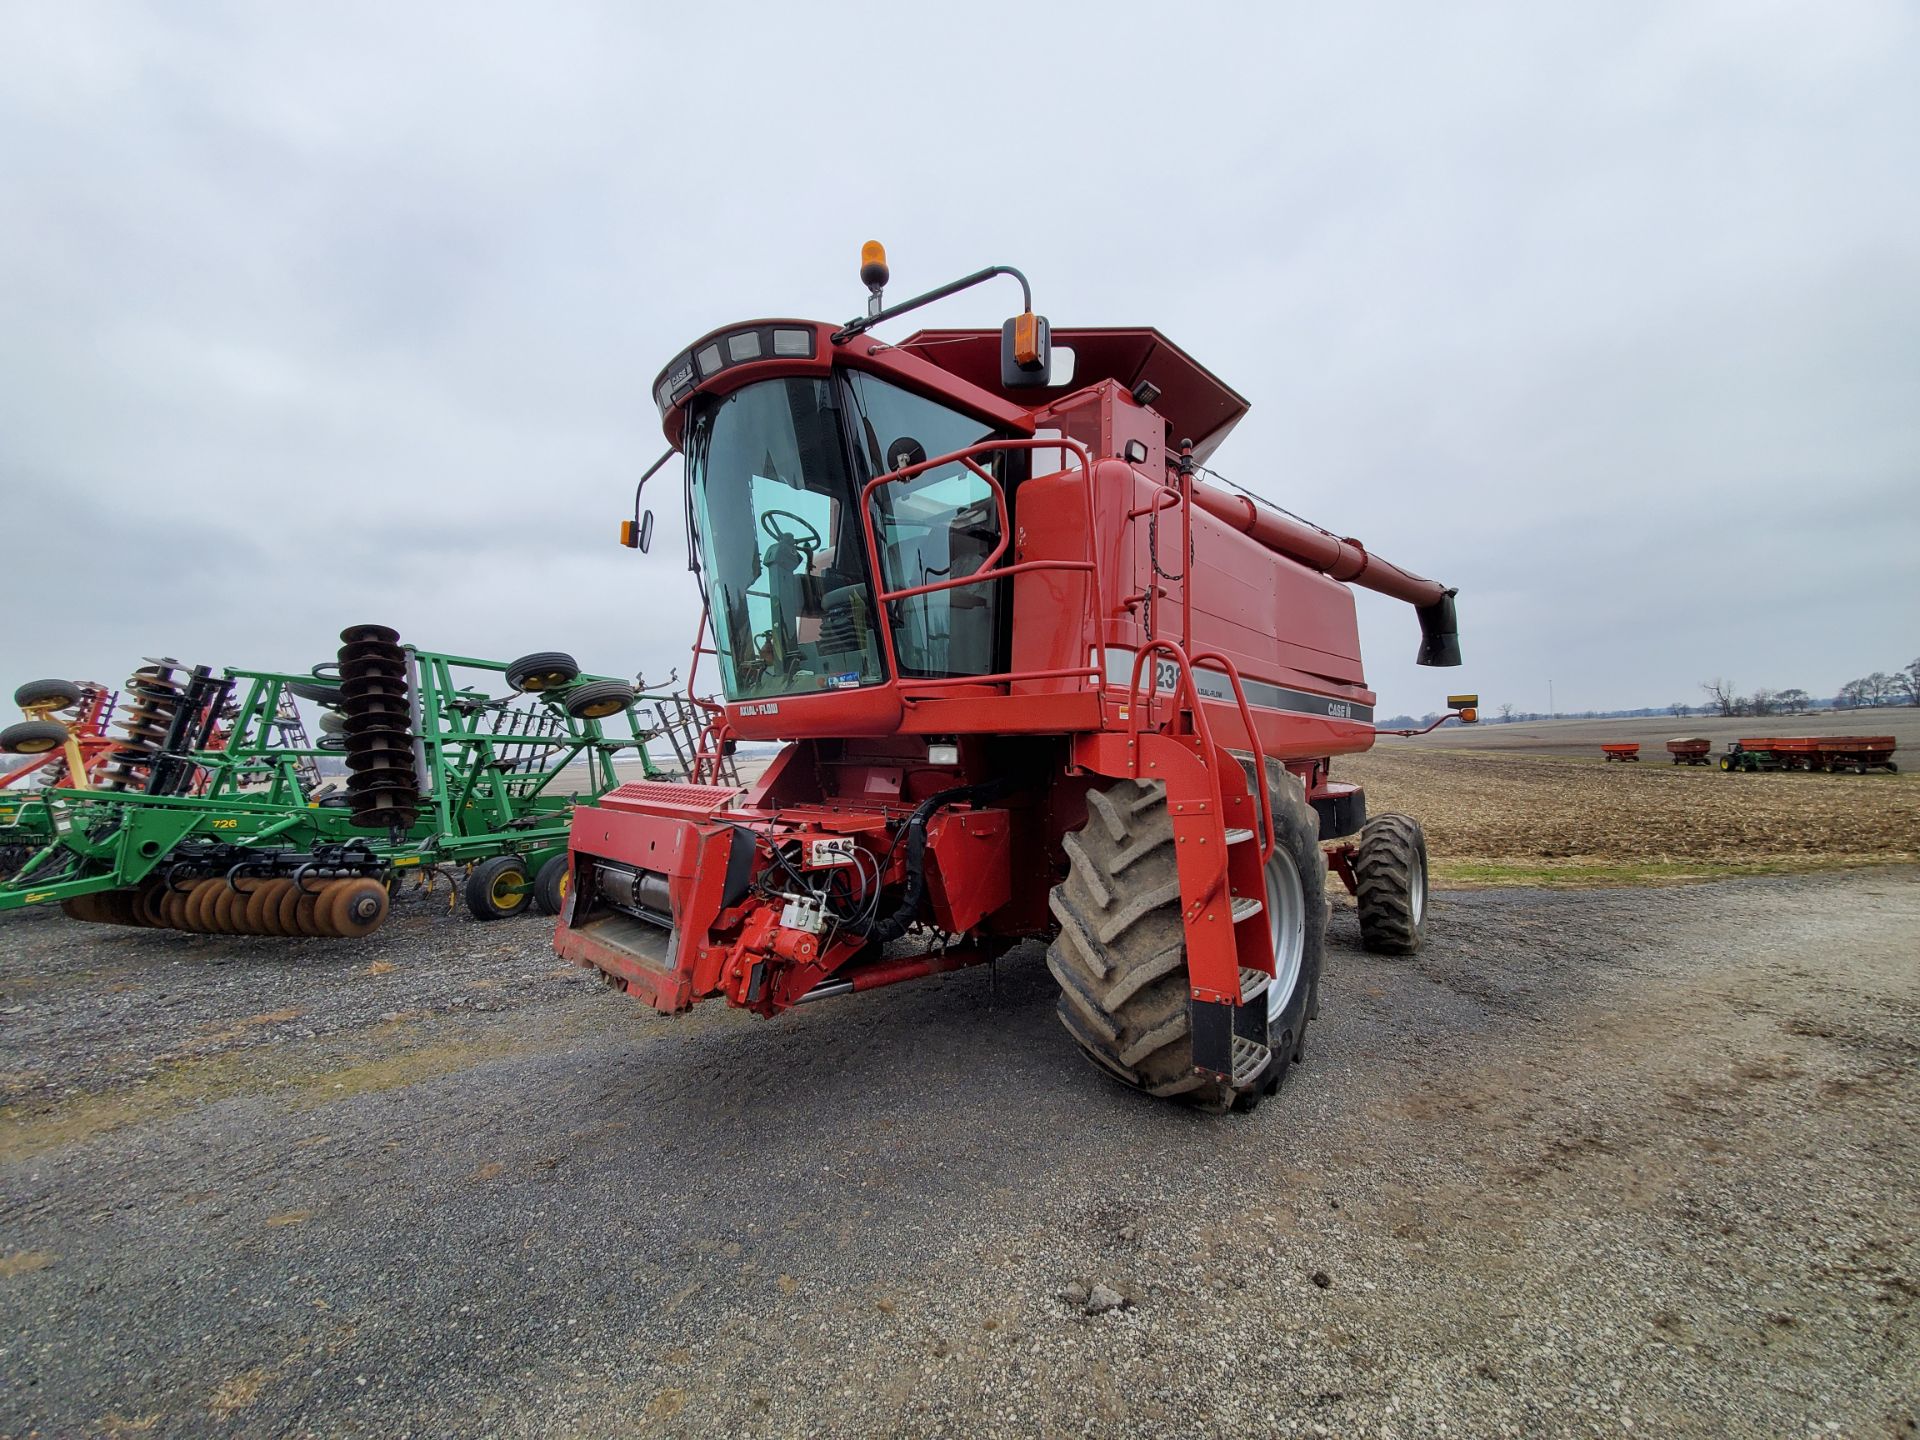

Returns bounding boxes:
[2,2,1915,719]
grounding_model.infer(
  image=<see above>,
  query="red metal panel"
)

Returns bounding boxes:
[898,327,1251,463]
[599,779,740,816]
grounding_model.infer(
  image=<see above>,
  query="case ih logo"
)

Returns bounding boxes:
[1327,701,1351,719]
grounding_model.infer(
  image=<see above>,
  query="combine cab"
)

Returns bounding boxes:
[557,248,1467,1108]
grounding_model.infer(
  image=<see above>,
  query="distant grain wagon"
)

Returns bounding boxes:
[1665,738,1712,766]
[1601,743,1641,762]
[1719,737,1897,775]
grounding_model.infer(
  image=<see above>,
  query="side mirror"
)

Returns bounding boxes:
[1000,311,1052,388]
[619,510,656,553]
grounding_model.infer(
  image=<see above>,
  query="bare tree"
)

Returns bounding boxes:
[1497,703,1515,723]
[1896,658,1920,706]
[1866,671,1895,706]
[1670,701,1691,718]
[1700,678,1740,717]
[1838,678,1869,709]
[1775,688,1811,713]
[1749,687,1779,716]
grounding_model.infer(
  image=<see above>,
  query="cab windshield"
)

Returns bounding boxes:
[686,373,1003,701]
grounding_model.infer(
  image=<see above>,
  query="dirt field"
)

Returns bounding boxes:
[1343,723,1920,886]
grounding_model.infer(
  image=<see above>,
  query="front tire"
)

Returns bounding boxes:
[1,720,69,755]
[1354,812,1429,955]
[505,652,580,693]
[1046,764,1324,1108]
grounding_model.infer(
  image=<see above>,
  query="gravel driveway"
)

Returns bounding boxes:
[2,868,1915,1438]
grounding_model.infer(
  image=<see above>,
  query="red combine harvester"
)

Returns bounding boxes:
[556,249,1467,1109]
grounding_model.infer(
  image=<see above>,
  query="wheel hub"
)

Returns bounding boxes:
[1264,845,1306,1022]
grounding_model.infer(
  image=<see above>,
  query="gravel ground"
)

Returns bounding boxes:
[1,868,1916,1438]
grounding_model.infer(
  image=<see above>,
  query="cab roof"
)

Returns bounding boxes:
[897,326,1251,463]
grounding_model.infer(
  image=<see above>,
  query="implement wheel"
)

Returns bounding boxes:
[1353,813,1429,956]
[1046,763,1324,1108]
[13,679,82,710]
[533,854,571,916]
[467,856,533,920]
[1,720,69,755]
[505,652,580,693]
[563,680,636,719]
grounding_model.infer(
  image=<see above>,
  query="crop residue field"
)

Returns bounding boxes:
[1340,742,1920,885]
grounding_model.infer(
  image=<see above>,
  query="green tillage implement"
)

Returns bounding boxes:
[0,648,665,938]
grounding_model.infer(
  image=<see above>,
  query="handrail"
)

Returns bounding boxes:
[856,436,1102,696]
[1188,649,1276,863]
[1123,639,1274,865]
[685,602,723,716]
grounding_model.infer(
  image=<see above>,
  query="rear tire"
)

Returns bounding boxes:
[1046,764,1324,1108]
[533,854,571,915]
[562,679,636,719]
[1354,812,1429,955]
[466,855,532,919]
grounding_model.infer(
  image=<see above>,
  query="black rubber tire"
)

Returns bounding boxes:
[505,652,580,693]
[288,678,344,705]
[466,855,532,920]
[563,679,636,719]
[1719,755,1735,772]
[0,720,69,755]
[13,679,82,710]
[1046,763,1324,1108]
[533,854,571,915]
[1354,812,1429,956]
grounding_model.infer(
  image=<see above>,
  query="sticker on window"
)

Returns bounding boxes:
[827,672,861,690]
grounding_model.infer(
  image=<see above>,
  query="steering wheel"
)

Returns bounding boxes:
[760,509,822,555]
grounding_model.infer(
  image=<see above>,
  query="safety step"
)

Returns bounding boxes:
[1239,966,1271,1004]
[1224,827,1255,846]
[1230,894,1264,924]
[1230,1035,1271,1088]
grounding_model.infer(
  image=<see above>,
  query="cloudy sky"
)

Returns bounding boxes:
[2,2,1915,719]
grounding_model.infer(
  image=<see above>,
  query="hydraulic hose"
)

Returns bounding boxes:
[855,780,1005,944]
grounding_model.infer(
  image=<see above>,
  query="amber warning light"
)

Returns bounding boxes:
[860,240,889,316]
